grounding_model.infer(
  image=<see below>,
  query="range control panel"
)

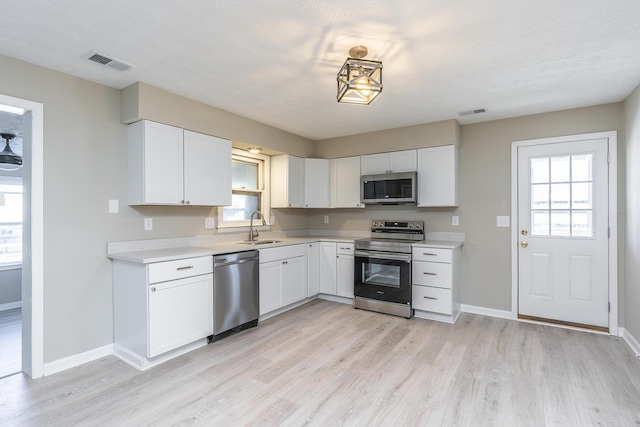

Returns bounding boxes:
[371,220,424,231]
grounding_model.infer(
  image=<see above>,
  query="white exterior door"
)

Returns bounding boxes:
[517,138,609,328]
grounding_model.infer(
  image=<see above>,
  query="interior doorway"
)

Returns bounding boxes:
[511,131,618,334]
[0,94,44,378]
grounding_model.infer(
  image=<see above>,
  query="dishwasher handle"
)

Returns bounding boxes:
[214,257,257,268]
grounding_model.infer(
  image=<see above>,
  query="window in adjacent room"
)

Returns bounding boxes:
[218,150,270,229]
[0,177,22,268]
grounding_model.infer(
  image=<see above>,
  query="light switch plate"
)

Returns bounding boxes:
[452,216,459,226]
[144,218,153,231]
[324,215,329,224]
[497,216,510,227]
[270,216,275,225]
[205,218,215,229]
[108,199,119,214]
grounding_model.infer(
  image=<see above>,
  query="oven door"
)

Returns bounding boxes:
[354,250,411,304]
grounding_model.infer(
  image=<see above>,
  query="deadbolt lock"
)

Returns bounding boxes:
[521,229,528,236]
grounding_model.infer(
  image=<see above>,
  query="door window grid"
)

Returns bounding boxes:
[530,154,594,237]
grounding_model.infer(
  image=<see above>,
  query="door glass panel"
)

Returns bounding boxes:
[550,211,571,236]
[571,211,593,237]
[572,154,593,181]
[550,156,570,182]
[571,183,592,209]
[531,184,549,209]
[550,183,570,209]
[530,158,549,183]
[531,211,550,235]
[530,153,594,238]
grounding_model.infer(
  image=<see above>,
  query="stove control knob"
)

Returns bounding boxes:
[408,223,413,228]
[415,223,422,229]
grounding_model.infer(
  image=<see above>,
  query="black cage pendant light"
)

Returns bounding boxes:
[0,133,22,171]
[337,45,383,105]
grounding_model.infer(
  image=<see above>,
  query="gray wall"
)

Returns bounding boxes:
[0,268,21,306]
[623,84,640,339]
[312,103,624,313]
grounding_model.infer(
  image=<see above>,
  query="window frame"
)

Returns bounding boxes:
[0,175,23,270]
[217,149,271,230]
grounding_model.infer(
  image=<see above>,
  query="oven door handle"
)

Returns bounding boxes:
[354,250,411,263]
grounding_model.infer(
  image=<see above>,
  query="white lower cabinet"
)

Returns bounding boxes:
[314,241,354,298]
[411,245,461,323]
[112,256,214,369]
[259,244,307,316]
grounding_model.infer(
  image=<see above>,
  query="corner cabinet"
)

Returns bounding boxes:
[331,156,363,208]
[271,154,305,208]
[417,145,459,207]
[127,120,232,206]
[112,256,214,370]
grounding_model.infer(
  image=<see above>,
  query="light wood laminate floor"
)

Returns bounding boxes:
[0,308,21,379]
[1,300,639,426]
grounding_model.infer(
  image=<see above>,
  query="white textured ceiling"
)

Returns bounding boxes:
[1,1,639,140]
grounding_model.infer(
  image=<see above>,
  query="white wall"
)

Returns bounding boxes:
[623,83,640,339]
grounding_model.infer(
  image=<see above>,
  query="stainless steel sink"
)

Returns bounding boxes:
[237,240,282,246]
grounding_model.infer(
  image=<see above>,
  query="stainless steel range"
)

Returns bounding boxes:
[354,220,424,318]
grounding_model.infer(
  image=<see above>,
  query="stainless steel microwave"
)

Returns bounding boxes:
[361,172,417,205]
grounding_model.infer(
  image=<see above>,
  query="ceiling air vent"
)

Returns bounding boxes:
[458,108,487,117]
[83,51,135,71]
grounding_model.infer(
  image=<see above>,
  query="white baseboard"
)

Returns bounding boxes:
[114,339,208,371]
[619,327,640,357]
[43,343,114,376]
[317,294,352,305]
[460,304,516,320]
[0,301,22,311]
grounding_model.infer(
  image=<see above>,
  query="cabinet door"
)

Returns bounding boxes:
[361,153,389,175]
[307,243,320,296]
[259,260,282,315]
[319,242,337,294]
[147,274,213,358]
[336,254,354,298]
[417,145,459,207]
[389,150,417,172]
[183,130,232,206]
[128,120,184,205]
[271,155,305,208]
[304,159,331,208]
[331,156,363,208]
[282,256,306,305]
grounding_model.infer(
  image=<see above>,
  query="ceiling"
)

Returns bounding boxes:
[1,1,639,141]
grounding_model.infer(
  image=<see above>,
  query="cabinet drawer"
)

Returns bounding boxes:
[412,261,452,289]
[412,247,452,263]
[148,256,213,284]
[412,285,452,314]
[259,244,307,264]
[336,242,355,255]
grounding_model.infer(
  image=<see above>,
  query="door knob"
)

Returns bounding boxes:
[521,229,528,236]
[521,241,528,248]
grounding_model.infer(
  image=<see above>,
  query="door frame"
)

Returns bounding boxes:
[510,131,618,335]
[0,93,44,377]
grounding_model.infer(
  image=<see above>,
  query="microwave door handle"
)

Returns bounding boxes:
[354,250,411,262]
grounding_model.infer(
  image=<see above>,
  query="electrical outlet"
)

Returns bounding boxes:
[324,215,329,224]
[144,218,153,231]
[497,216,510,227]
[205,218,215,229]
[452,216,459,226]
[270,216,275,226]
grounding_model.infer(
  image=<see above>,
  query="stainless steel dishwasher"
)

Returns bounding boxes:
[210,250,260,342]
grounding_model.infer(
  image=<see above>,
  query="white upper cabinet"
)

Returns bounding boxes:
[417,145,459,207]
[304,158,331,208]
[128,120,232,206]
[331,156,363,208]
[271,154,305,208]
[361,150,417,174]
[183,130,232,206]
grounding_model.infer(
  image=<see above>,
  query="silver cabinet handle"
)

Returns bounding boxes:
[186,201,190,205]
[180,200,185,204]
[423,253,437,256]
[423,272,437,276]
[151,287,156,292]
[176,265,193,271]
[423,296,437,300]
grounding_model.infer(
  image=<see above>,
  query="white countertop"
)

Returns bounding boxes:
[413,240,464,249]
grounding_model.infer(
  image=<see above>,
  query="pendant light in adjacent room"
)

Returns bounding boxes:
[0,133,22,171]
